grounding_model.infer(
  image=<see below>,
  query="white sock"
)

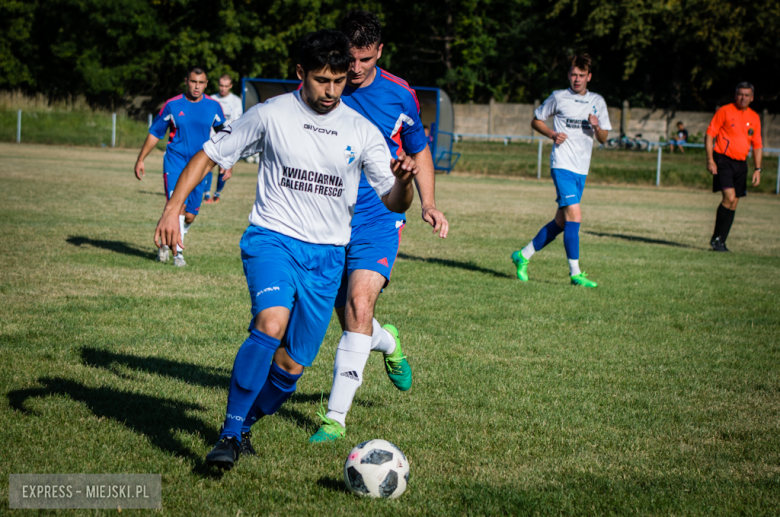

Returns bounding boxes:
[521,242,536,260]
[568,259,581,276]
[326,331,371,426]
[371,319,396,355]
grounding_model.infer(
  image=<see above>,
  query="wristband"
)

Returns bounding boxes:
[755,168,762,172]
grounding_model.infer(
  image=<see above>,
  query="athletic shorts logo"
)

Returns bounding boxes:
[178,111,185,116]
[256,286,280,297]
[344,146,356,165]
[377,257,389,267]
[340,370,359,381]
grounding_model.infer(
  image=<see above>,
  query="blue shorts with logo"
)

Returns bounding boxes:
[163,154,205,215]
[551,168,587,207]
[334,216,405,309]
[240,225,345,368]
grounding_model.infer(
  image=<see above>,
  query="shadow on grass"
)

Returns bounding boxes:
[66,236,157,260]
[7,377,222,479]
[584,231,697,249]
[317,476,350,494]
[397,253,513,279]
[137,190,165,196]
[81,347,230,389]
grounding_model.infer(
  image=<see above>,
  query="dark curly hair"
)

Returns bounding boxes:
[339,9,382,49]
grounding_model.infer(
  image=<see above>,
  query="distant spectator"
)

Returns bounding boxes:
[670,121,688,154]
[424,124,434,146]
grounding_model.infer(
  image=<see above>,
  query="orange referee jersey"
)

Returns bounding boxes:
[706,103,762,161]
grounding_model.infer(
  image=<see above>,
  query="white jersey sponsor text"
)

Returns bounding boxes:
[535,89,611,175]
[203,91,395,246]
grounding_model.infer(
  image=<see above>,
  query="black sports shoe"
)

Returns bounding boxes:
[239,431,256,456]
[206,437,240,470]
[710,237,730,252]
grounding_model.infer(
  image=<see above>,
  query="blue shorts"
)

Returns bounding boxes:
[163,156,205,215]
[551,168,587,207]
[334,216,405,308]
[240,225,345,368]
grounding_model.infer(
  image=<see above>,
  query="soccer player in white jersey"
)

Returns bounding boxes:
[511,54,610,287]
[203,74,243,203]
[153,30,418,470]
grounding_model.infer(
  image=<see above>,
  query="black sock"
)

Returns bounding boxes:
[719,204,735,243]
[713,204,735,242]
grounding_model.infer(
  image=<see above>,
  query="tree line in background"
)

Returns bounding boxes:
[2,0,779,114]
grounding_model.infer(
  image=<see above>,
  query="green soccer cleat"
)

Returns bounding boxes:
[382,324,412,391]
[511,251,529,281]
[309,408,346,443]
[571,272,597,288]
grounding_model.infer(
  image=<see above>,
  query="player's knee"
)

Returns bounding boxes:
[273,349,304,376]
[184,213,196,224]
[254,317,286,340]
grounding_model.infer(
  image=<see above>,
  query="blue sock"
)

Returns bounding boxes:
[221,329,280,441]
[241,362,302,433]
[216,173,226,193]
[563,222,581,260]
[532,220,564,251]
[203,171,213,196]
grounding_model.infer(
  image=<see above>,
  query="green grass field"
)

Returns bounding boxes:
[1,143,779,515]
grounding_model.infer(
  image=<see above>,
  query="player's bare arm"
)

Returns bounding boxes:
[532,118,567,144]
[134,134,161,180]
[705,134,718,175]
[154,150,215,251]
[410,145,449,238]
[588,114,609,144]
[382,156,417,213]
[752,149,762,186]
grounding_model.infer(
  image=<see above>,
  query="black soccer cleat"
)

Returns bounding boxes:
[239,431,256,457]
[710,237,730,252]
[206,436,240,470]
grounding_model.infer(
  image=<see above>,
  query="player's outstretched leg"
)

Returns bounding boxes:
[378,323,411,391]
[310,332,371,443]
[203,171,213,204]
[512,220,564,281]
[214,172,227,202]
[564,221,596,287]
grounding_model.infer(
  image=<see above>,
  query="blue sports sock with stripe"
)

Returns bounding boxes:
[532,220,564,251]
[242,362,302,433]
[216,173,226,193]
[203,171,213,195]
[221,329,280,441]
[563,221,581,260]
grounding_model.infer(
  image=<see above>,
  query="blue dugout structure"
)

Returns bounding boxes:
[242,78,459,173]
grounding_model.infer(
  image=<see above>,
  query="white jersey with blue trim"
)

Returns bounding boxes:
[203,91,395,246]
[535,88,611,175]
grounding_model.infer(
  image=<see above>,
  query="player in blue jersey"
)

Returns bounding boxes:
[135,66,225,266]
[302,10,449,442]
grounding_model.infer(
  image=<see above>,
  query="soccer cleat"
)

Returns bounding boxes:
[213,195,221,203]
[309,408,346,443]
[206,436,240,470]
[157,245,170,263]
[382,325,412,391]
[710,237,730,252]
[204,195,213,204]
[571,272,597,288]
[511,251,529,281]
[238,431,257,456]
[173,254,186,267]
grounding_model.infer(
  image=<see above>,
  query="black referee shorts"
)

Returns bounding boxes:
[713,152,748,197]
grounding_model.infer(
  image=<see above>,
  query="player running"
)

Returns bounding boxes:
[203,74,243,204]
[135,66,225,267]
[153,30,418,470]
[511,54,610,287]
[297,10,448,443]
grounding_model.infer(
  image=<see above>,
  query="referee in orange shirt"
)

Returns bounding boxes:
[705,82,762,252]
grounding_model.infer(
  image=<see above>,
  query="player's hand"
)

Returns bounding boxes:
[135,161,145,180]
[422,206,449,238]
[220,167,233,181]
[390,152,418,183]
[588,114,600,131]
[550,132,568,145]
[752,169,761,186]
[707,159,718,175]
[153,209,184,254]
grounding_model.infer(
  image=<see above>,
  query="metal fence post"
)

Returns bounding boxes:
[111,113,117,148]
[537,139,543,179]
[776,155,780,195]
[17,110,21,143]
[656,145,662,186]
[148,113,153,128]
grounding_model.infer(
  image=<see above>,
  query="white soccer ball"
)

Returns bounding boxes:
[245,155,255,164]
[343,439,409,499]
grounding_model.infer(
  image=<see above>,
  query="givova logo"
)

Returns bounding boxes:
[304,124,338,136]
[226,413,244,421]
[256,286,280,297]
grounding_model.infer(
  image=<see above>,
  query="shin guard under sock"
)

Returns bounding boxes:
[528,220,564,258]
[713,204,735,243]
[241,362,302,433]
[216,173,226,193]
[326,332,372,426]
[221,329,280,441]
